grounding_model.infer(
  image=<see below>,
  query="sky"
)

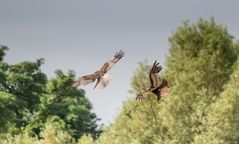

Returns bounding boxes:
[1,0,239,125]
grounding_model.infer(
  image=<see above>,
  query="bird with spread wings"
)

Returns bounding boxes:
[69,50,125,90]
[136,61,170,101]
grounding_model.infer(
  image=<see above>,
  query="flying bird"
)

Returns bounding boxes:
[136,61,170,101]
[69,50,125,90]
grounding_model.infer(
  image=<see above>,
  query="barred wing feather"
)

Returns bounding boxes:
[70,73,97,87]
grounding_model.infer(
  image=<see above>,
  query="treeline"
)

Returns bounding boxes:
[1,18,239,144]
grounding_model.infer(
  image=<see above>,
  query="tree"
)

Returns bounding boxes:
[161,18,237,143]
[25,70,101,140]
[0,91,16,133]
[6,59,47,129]
[194,59,239,144]
[0,46,101,140]
[86,18,238,144]
[0,122,73,144]
[0,46,48,133]
[0,46,16,133]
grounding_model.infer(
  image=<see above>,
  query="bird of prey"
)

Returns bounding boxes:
[136,61,170,101]
[69,50,125,90]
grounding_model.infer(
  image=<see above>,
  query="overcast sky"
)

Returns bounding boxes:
[1,0,239,125]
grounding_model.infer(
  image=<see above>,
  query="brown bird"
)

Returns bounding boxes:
[136,61,170,101]
[69,50,125,90]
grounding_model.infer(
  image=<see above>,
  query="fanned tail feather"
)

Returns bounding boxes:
[94,73,112,90]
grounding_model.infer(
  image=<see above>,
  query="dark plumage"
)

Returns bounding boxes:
[136,61,170,101]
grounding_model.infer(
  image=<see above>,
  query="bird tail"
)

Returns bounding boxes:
[94,73,112,90]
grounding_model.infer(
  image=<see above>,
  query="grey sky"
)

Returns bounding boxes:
[1,0,239,124]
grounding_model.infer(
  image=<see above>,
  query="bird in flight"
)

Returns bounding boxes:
[69,50,125,90]
[136,61,170,101]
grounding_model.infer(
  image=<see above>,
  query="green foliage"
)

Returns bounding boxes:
[0,133,38,144]
[6,59,47,129]
[161,18,237,143]
[0,47,16,133]
[129,60,154,94]
[194,60,239,144]
[0,47,101,141]
[0,122,73,144]
[26,70,101,139]
[0,92,16,132]
[1,18,239,143]
[90,18,239,144]
[39,122,73,144]
[77,134,94,144]
[0,45,8,62]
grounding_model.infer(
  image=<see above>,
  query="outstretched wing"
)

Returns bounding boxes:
[149,61,162,88]
[157,79,170,101]
[99,50,125,74]
[69,73,97,87]
[136,91,152,101]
